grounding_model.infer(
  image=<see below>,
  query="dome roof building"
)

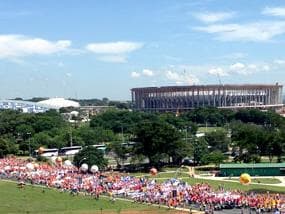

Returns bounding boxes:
[37,98,80,109]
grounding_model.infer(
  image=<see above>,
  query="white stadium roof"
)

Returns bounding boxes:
[37,98,80,109]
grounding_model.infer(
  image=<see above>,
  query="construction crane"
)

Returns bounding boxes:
[217,73,222,85]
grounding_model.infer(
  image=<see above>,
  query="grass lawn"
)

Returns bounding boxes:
[225,178,281,184]
[153,172,188,178]
[132,172,285,193]
[130,169,285,193]
[161,167,189,173]
[197,127,225,133]
[0,181,183,214]
[180,177,285,193]
[132,171,190,179]
[131,167,189,177]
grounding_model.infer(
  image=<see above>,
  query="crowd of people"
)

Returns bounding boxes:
[0,157,284,213]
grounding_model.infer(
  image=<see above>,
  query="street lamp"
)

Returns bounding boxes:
[26,132,31,157]
[121,126,124,144]
[78,157,87,168]
[184,126,192,144]
[185,128,188,144]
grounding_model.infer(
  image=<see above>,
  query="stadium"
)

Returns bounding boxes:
[131,84,283,112]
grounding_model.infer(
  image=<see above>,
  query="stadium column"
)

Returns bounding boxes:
[279,86,283,104]
[196,88,199,108]
[256,89,260,105]
[132,90,135,109]
[213,88,216,107]
[191,88,193,108]
[202,87,205,107]
[207,88,211,106]
[268,88,271,105]
[219,87,221,107]
[223,87,226,107]
[254,89,258,105]
[264,88,267,105]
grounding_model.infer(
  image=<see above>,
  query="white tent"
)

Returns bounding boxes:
[38,98,80,109]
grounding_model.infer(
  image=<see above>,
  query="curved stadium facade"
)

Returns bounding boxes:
[131,84,283,112]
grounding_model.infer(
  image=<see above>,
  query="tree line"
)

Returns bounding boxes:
[0,107,285,167]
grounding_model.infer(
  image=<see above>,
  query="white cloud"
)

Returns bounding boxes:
[228,62,270,75]
[262,7,285,17]
[142,69,154,77]
[248,64,257,70]
[97,55,127,63]
[131,68,155,78]
[194,21,285,42]
[229,62,251,75]
[262,65,270,71]
[86,41,143,54]
[274,59,285,65]
[57,62,64,67]
[0,34,71,58]
[131,71,141,78]
[65,72,72,77]
[230,62,245,71]
[193,12,234,23]
[207,63,267,77]
[165,70,199,85]
[208,67,228,76]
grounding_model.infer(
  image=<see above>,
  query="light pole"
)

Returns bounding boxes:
[185,126,192,144]
[70,128,73,147]
[121,126,124,144]
[27,132,31,157]
[185,127,188,144]
[121,126,125,166]
[78,157,87,168]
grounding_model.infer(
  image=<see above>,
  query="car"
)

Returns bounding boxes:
[182,158,194,166]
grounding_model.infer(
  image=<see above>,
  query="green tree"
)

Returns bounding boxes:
[205,130,230,152]
[0,110,21,135]
[168,139,193,165]
[90,109,154,134]
[31,132,54,149]
[75,126,98,146]
[108,141,131,166]
[234,109,285,128]
[181,107,234,126]
[201,150,226,166]
[73,146,108,170]
[160,113,198,134]
[93,127,117,143]
[192,137,209,165]
[231,121,267,162]
[52,128,84,148]
[16,124,34,140]
[76,125,118,145]
[33,110,67,133]
[134,118,181,166]
[266,131,285,162]
[0,138,18,157]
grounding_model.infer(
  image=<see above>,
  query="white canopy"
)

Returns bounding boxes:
[38,98,80,109]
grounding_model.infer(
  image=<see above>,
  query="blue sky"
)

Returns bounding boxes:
[1,0,285,100]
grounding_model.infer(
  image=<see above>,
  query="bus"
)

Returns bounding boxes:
[34,148,59,157]
[91,144,107,154]
[59,146,82,156]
